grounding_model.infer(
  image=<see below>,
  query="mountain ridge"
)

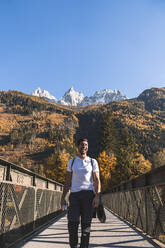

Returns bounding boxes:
[32,87,128,106]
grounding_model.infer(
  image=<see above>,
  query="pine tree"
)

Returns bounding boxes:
[115,127,137,182]
[100,112,118,154]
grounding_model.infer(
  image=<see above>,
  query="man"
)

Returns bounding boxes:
[61,138,101,248]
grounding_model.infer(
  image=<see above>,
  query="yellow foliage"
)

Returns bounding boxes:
[97,151,151,191]
[45,151,70,184]
[131,152,151,177]
[0,106,4,113]
[98,151,117,191]
[72,114,78,122]
[0,146,6,152]
[47,113,66,124]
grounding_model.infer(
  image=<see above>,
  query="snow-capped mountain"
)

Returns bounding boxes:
[80,89,127,106]
[32,87,128,106]
[32,88,57,102]
[58,87,84,106]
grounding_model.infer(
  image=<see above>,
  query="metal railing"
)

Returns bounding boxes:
[0,158,64,248]
[102,164,165,244]
[0,157,63,191]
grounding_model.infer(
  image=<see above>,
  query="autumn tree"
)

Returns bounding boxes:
[97,151,117,191]
[152,149,165,169]
[44,150,70,184]
[130,152,151,177]
[53,151,70,184]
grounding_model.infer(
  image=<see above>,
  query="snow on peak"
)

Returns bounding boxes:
[58,87,84,106]
[32,87,56,101]
[32,87,128,106]
[80,89,128,105]
[33,87,42,95]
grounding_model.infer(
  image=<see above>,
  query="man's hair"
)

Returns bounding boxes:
[77,138,88,146]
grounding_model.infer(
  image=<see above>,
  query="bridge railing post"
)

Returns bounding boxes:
[33,187,37,231]
[6,164,11,181]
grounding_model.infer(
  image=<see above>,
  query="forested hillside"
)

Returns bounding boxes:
[0,88,164,190]
[77,88,165,160]
[0,90,78,182]
[73,88,165,190]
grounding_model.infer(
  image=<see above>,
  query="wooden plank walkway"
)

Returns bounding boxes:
[17,209,162,248]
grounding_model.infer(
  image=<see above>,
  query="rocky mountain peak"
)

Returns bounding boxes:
[32,87,57,101]
[80,89,127,105]
[32,87,128,106]
[58,87,84,106]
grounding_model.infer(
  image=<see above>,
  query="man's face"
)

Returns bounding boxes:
[78,140,88,155]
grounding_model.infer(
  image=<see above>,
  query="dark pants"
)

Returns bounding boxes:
[68,190,95,248]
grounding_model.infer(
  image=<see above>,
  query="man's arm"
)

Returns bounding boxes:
[93,171,101,207]
[60,171,72,208]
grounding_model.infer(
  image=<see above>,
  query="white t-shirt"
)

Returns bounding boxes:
[67,156,99,193]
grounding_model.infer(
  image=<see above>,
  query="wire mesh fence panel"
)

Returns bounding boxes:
[102,184,165,244]
[0,181,63,247]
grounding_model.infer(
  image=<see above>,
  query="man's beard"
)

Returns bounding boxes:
[80,149,87,155]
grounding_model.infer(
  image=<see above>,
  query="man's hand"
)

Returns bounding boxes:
[92,194,100,208]
[60,197,67,209]
[60,171,72,209]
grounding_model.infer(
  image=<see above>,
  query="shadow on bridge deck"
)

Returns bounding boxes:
[16,209,162,248]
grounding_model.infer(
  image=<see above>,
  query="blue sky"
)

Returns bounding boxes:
[0,0,165,99]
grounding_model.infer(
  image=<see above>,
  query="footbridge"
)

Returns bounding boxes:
[0,158,165,248]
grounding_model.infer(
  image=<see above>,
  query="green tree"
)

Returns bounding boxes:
[114,127,137,182]
[99,112,119,155]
